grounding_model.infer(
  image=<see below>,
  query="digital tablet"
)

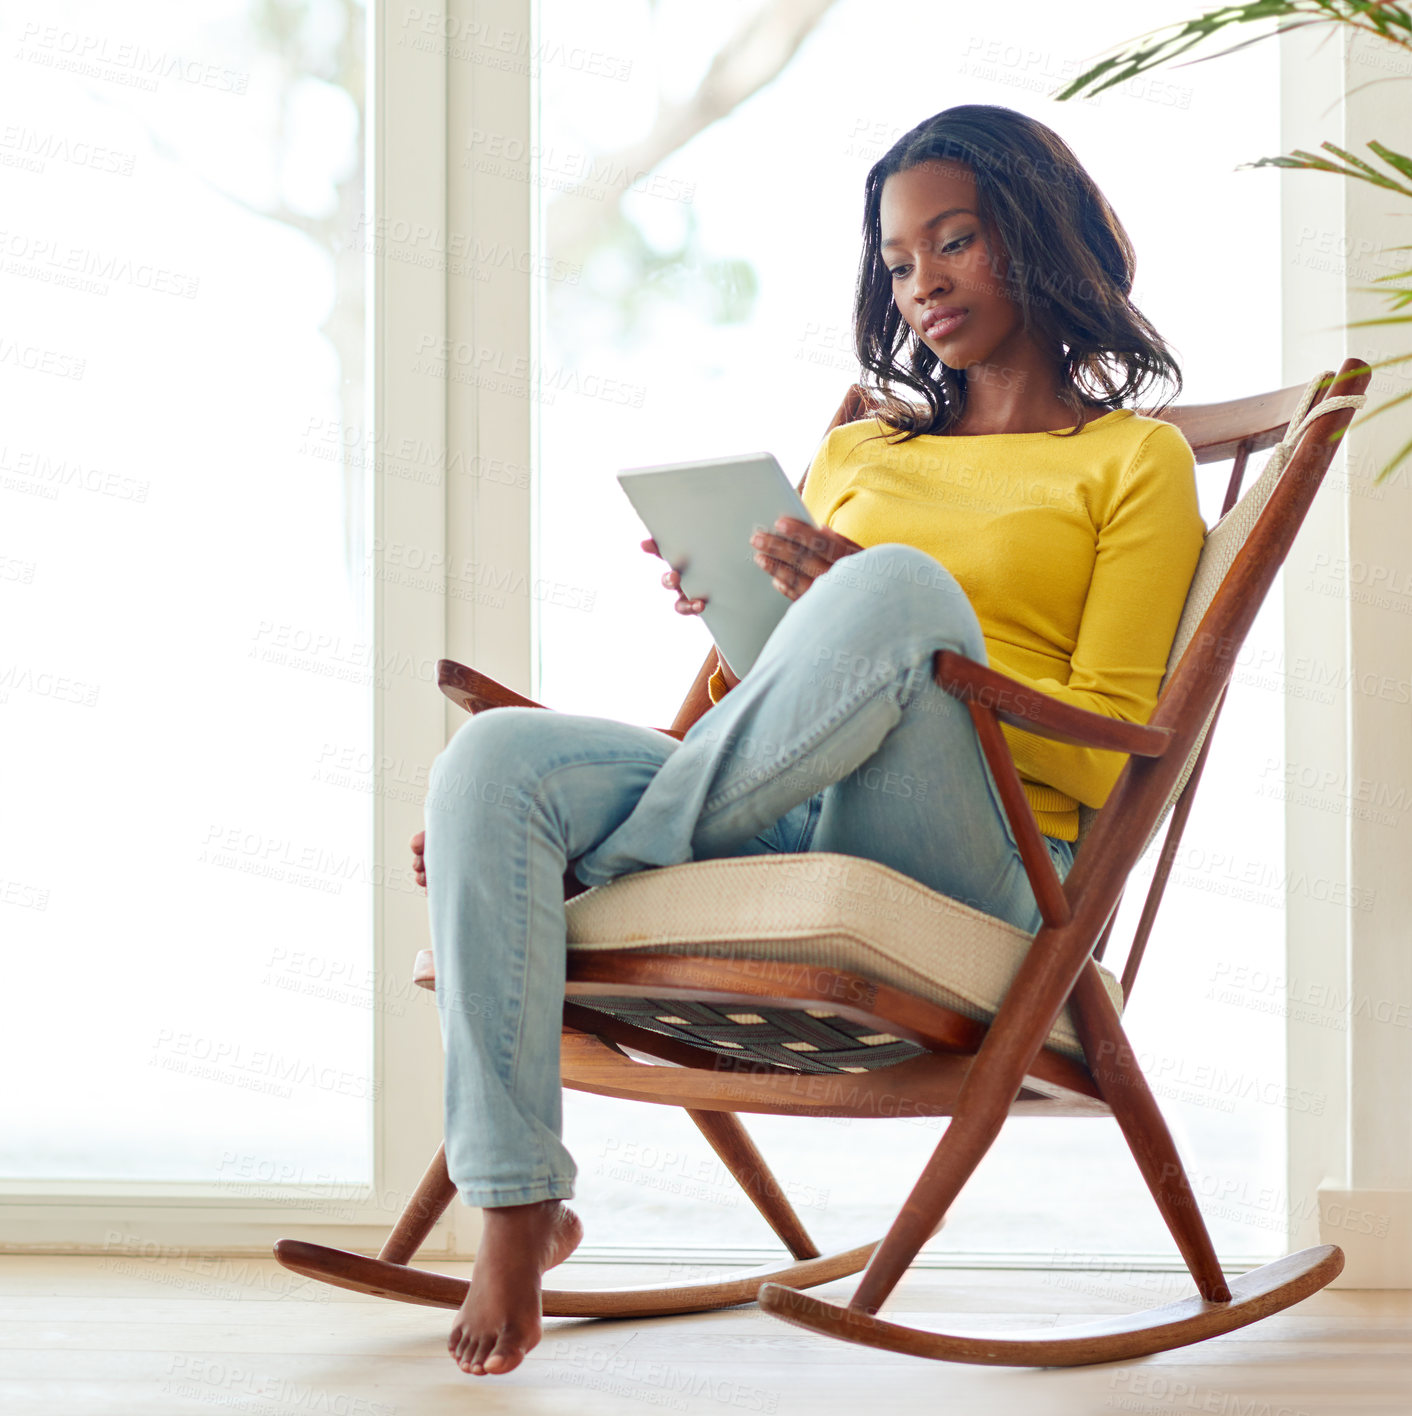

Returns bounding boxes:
[618,452,817,678]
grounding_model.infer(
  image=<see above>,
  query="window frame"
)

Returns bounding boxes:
[0,0,534,1259]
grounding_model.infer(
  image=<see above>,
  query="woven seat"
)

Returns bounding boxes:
[565,852,1123,1064]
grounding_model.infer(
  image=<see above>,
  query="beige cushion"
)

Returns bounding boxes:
[566,852,1123,1061]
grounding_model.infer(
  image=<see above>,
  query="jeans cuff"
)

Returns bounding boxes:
[456,1177,577,1208]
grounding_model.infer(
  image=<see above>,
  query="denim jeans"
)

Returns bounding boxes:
[422,543,1074,1207]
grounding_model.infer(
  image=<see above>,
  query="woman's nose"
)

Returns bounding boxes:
[912,262,948,304]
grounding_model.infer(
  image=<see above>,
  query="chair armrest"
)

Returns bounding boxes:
[437,659,543,714]
[933,652,1173,758]
[932,650,1170,931]
[436,659,686,739]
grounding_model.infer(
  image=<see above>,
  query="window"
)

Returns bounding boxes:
[536,0,1288,1258]
[3,0,456,1255]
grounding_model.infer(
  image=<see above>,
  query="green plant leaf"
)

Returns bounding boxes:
[1242,144,1412,197]
[1055,2,1412,104]
[1322,140,1395,181]
[1369,141,1412,181]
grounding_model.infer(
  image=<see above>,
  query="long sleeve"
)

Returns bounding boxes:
[996,421,1204,808]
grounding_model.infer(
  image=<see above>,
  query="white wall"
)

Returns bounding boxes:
[1284,22,1412,1288]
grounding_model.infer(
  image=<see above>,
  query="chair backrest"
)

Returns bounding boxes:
[1073,376,1329,856]
[1059,362,1369,994]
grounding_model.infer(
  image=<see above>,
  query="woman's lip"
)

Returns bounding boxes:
[923,310,966,340]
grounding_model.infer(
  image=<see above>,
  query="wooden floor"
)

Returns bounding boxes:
[4,1253,1410,1415]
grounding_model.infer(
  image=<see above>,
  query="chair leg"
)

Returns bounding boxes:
[1068,962,1231,1303]
[846,1061,1013,1314]
[759,959,1334,1364]
[686,1109,821,1260]
[376,1144,458,1265]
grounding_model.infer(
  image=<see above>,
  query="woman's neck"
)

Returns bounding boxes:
[945,352,1101,435]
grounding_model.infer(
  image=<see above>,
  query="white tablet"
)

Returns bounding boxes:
[618,452,817,678]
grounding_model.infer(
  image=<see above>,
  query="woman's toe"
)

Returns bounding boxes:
[484,1333,526,1375]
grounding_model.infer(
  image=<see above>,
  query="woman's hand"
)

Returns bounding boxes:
[410,829,426,891]
[749,517,862,600]
[642,520,859,689]
[641,537,742,690]
[641,537,707,616]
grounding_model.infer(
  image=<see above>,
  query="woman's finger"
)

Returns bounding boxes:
[751,531,834,588]
[774,517,861,561]
[751,543,811,600]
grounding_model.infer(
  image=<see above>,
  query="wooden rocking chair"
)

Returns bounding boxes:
[275,356,1371,1365]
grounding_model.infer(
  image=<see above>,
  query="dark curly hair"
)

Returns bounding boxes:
[855,105,1182,440]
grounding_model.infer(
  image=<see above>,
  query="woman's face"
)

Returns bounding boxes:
[878,160,1028,373]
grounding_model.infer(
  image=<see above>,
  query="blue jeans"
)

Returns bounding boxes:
[422,543,1073,1207]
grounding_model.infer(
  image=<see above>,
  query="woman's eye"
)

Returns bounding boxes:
[941,234,974,254]
[888,265,910,280]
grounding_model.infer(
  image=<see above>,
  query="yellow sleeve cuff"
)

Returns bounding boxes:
[707,658,730,705]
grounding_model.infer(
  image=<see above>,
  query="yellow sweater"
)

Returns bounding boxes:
[707,409,1205,841]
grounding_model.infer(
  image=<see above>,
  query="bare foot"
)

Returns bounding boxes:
[447,1200,583,1377]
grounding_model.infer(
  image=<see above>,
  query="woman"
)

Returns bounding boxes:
[414,104,1205,1377]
